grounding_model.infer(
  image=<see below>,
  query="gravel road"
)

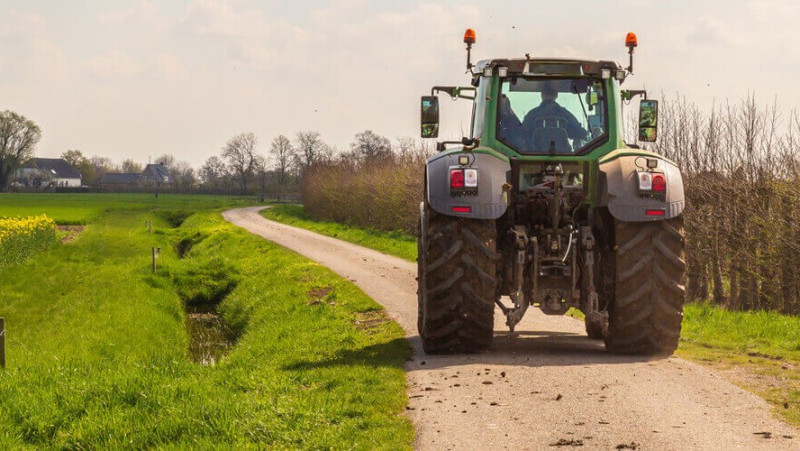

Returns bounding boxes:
[224,206,798,450]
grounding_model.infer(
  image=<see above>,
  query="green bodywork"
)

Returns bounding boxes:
[436,73,661,207]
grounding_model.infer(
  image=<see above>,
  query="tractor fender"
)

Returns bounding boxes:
[426,150,510,219]
[598,153,685,222]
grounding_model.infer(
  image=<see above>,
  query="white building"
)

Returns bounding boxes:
[16,158,82,187]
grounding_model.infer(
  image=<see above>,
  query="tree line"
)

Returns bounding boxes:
[648,94,800,314]
[0,109,409,197]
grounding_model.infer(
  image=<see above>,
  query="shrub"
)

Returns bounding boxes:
[0,215,58,270]
[302,158,424,236]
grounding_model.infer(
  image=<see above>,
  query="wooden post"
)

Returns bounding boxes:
[1,317,6,369]
[152,247,157,274]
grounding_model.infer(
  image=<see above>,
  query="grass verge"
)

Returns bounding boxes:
[261,204,417,262]
[0,195,412,448]
[265,204,800,429]
[676,303,800,427]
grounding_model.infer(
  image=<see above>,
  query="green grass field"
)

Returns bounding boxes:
[0,194,412,448]
[261,204,417,262]
[0,193,255,225]
[264,204,800,428]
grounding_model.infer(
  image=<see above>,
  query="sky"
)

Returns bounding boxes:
[1,0,798,167]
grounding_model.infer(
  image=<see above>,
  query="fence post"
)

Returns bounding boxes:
[151,247,161,274]
[1,317,6,369]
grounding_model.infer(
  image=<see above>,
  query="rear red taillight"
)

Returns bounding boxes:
[645,209,665,216]
[452,206,471,213]
[652,174,666,192]
[450,169,464,188]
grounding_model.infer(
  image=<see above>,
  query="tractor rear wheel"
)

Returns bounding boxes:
[604,217,686,355]
[417,202,498,353]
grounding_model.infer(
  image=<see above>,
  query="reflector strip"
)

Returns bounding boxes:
[452,206,472,213]
[645,209,665,216]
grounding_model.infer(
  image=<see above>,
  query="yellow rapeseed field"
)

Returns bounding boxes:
[0,215,58,269]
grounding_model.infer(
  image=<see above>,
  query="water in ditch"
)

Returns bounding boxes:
[186,311,234,366]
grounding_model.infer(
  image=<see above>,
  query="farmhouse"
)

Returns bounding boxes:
[142,164,170,184]
[99,172,143,186]
[100,164,170,187]
[16,158,82,187]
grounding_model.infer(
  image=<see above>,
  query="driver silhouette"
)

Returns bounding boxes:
[522,82,588,152]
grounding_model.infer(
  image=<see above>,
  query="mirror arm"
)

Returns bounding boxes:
[431,86,476,101]
[621,89,647,101]
[436,141,464,152]
[435,138,479,152]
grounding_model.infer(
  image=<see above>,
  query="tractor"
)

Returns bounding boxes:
[417,29,685,355]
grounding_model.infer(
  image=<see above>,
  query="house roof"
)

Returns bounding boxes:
[24,158,81,179]
[100,173,143,184]
[143,164,169,182]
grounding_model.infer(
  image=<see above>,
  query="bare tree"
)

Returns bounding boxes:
[155,154,175,170]
[122,159,143,173]
[270,135,294,192]
[295,131,328,172]
[254,154,269,201]
[0,110,41,190]
[199,156,227,189]
[395,137,415,159]
[62,149,84,168]
[222,132,258,193]
[351,130,393,163]
[90,155,117,181]
[171,161,196,190]
[155,154,196,188]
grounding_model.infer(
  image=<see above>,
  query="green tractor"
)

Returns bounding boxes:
[417,30,685,355]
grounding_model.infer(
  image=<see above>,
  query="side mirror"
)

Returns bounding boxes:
[420,96,439,138]
[638,99,658,142]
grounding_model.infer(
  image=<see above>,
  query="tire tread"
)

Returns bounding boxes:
[605,217,686,355]
[418,205,497,354]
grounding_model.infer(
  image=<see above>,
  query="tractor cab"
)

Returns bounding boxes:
[474,58,619,156]
[421,31,658,158]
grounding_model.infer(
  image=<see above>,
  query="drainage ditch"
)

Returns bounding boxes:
[170,234,239,366]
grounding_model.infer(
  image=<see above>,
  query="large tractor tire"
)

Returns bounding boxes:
[417,202,498,354]
[604,216,686,355]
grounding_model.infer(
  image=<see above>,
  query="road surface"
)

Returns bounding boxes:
[224,206,798,450]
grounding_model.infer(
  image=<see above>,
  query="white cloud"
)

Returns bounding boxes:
[176,0,310,68]
[0,11,68,81]
[184,0,266,37]
[98,0,160,26]
[151,53,189,81]
[688,18,738,47]
[82,50,189,83]
[85,49,143,79]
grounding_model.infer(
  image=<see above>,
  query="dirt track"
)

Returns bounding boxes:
[224,206,798,450]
